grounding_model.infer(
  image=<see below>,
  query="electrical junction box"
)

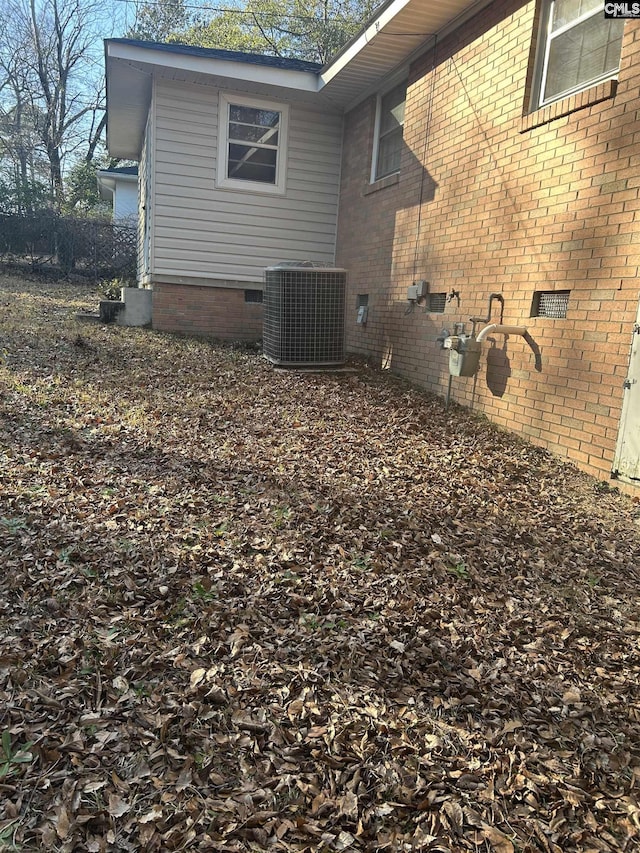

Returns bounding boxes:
[356,305,368,325]
[407,280,429,301]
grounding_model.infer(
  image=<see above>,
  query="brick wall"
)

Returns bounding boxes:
[152,283,263,341]
[336,0,640,483]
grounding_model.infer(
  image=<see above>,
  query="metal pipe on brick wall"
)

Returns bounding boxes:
[475,324,528,343]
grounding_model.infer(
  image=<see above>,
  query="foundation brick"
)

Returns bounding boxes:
[152,284,263,341]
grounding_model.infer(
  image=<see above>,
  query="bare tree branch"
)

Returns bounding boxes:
[1,0,110,209]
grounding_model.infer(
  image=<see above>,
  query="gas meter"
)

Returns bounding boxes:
[442,333,481,377]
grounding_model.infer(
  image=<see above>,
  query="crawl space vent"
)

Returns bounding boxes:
[263,262,346,366]
[428,293,447,313]
[532,290,570,318]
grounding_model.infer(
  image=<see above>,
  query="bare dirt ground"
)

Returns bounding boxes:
[1,273,640,852]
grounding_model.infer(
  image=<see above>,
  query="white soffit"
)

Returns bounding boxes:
[105,52,153,159]
[107,41,319,92]
[319,0,493,108]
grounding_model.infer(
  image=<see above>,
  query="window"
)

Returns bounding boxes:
[531,290,570,318]
[356,294,369,309]
[217,93,289,194]
[372,81,407,181]
[535,0,624,107]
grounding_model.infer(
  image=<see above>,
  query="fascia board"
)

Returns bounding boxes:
[318,0,414,88]
[105,41,319,93]
[96,174,115,200]
[97,171,137,184]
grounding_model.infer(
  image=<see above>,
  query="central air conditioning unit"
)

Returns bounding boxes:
[263,262,347,367]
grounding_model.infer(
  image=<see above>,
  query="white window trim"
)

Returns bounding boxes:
[217,92,289,195]
[370,80,406,184]
[370,92,385,184]
[534,0,622,109]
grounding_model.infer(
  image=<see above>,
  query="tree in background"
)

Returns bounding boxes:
[64,154,110,217]
[173,0,377,64]
[0,48,51,213]
[0,0,109,210]
[127,0,191,43]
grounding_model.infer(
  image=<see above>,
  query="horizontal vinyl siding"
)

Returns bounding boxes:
[114,184,138,223]
[152,224,338,254]
[152,78,342,283]
[136,150,144,279]
[153,190,339,219]
[137,111,151,283]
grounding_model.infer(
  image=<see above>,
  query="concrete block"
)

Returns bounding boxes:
[100,300,125,323]
[118,287,153,327]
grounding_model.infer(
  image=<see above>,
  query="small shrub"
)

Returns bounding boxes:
[100,276,136,301]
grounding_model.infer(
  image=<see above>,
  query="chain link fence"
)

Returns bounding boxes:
[0,213,137,281]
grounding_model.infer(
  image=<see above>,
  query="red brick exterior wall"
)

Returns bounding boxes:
[336,0,640,483]
[152,283,263,341]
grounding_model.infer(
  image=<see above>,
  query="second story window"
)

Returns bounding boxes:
[536,0,624,107]
[372,81,407,181]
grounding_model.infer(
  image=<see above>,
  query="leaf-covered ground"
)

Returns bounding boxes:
[1,275,640,853]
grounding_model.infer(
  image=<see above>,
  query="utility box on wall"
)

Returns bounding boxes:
[443,335,481,377]
[263,263,346,367]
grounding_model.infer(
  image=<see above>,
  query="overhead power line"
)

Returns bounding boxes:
[111,0,363,24]
[111,0,435,36]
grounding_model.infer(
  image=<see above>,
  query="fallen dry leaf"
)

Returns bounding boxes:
[107,795,130,818]
[482,825,515,853]
[1,275,640,851]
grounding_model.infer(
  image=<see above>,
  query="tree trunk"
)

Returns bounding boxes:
[48,144,64,209]
[85,113,107,164]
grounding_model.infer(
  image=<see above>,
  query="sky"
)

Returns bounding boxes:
[101,0,247,38]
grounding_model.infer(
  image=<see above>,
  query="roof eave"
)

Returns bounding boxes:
[319,0,416,87]
[105,43,153,159]
[97,170,138,182]
[319,0,494,110]
[105,40,322,158]
[96,174,114,200]
[105,40,320,92]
